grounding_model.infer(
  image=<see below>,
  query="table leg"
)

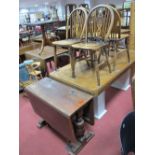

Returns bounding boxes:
[37,119,47,128]
[39,38,45,56]
[53,45,57,70]
[104,47,112,73]
[93,91,107,119]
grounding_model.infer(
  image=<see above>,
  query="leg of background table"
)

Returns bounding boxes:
[111,69,131,91]
[93,91,107,119]
[54,45,57,70]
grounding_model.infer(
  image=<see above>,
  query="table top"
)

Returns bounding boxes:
[49,50,135,96]
[25,46,67,60]
[19,42,41,56]
[26,77,93,117]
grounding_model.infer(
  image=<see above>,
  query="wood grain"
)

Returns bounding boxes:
[26,77,93,117]
[49,50,135,96]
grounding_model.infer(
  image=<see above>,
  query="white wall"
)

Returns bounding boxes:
[19,0,126,22]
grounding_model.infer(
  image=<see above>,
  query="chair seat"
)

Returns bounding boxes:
[52,39,81,46]
[29,70,42,76]
[72,41,108,50]
[109,34,129,41]
[20,80,34,88]
[31,62,41,69]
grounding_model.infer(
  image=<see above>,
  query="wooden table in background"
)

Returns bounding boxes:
[26,20,65,56]
[25,46,68,75]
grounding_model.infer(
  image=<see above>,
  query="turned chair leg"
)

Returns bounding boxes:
[70,48,76,78]
[53,45,57,70]
[97,49,102,63]
[96,69,100,86]
[113,41,118,71]
[83,50,90,67]
[104,47,112,73]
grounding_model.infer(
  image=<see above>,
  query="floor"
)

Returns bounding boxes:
[19,86,133,155]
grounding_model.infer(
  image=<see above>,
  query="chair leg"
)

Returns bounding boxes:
[126,37,130,63]
[104,47,111,73]
[70,48,76,78]
[53,45,57,70]
[39,39,45,56]
[83,50,90,67]
[96,69,100,86]
[113,41,118,71]
[90,51,94,68]
[97,49,102,63]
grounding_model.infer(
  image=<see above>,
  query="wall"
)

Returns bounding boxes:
[19,0,127,23]
[90,0,125,8]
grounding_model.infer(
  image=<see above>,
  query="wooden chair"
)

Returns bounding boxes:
[52,7,89,69]
[107,6,130,71]
[25,61,43,80]
[71,4,114,78]
[65,4,77,22]
[19,61,40,95]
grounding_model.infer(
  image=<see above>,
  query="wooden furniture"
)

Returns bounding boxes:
[49,50,134,96]
[71,4,114,78]
[26,20,64,56]
[19,42,41,62]
[65,4,77,22]
[19,60,39,92]
[52,7,89,69]
[107,6,130,71]
[25,61,43,80]
[26,77,94,154]
[55,26,66,40]
[25,46,67,75]
[49,50,135,118]
[129,1,135,51]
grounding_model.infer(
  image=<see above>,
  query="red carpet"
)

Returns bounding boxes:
[19,87,133,155]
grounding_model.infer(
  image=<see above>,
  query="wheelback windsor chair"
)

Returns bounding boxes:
[108,6,130,70]
[71,4,114,80]
[52,7,89,69]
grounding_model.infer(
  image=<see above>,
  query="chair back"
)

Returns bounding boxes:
[110,6,121,39]
[65,4,77,22]
[66,7,89,39]
[86,4,114,41]
[25,64,35,74]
